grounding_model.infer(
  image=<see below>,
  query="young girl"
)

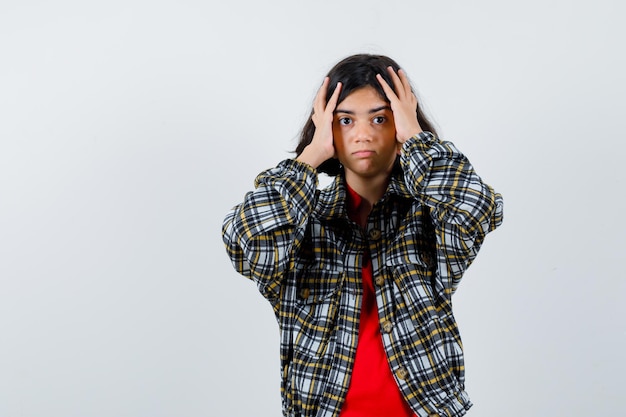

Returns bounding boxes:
[222,54,503,417]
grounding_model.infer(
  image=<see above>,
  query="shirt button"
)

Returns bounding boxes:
[299,288,310,299]
[395,366,409,380]
[381,320,393,334]
[368,228,382,241]
[374,275,385,286]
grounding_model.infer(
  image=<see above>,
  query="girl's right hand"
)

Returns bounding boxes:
[296,78,342,168]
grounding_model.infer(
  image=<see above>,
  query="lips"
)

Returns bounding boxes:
[352,150,375,157]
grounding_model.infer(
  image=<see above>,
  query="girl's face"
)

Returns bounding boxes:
[332,86,399,184]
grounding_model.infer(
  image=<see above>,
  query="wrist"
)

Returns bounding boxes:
[296,145,332,169]
[397,128,423,144]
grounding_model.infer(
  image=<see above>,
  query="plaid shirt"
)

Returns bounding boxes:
[222,132,503,417]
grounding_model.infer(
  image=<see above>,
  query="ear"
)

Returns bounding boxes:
[396,140,402,155]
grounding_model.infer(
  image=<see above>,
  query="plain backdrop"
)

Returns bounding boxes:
[1,1,625,416]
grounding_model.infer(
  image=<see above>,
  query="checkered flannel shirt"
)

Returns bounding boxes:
[222,132,504,417]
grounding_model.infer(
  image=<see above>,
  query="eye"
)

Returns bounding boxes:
[372,116,386,124]
[338,117,352,126]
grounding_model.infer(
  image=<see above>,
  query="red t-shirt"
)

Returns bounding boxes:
[339,185,415,417]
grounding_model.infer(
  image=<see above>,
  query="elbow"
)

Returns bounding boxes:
[489,191,504,231]
[449,184,503,236]
[474,186,503,235]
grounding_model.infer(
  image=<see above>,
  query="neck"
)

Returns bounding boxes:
[345,172,390,209]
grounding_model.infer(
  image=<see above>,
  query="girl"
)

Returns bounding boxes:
[222,54,503,417]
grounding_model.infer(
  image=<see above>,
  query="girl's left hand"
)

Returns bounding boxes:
[376,67,423,144]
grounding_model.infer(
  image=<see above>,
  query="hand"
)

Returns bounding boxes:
[297,78,342,168]
[376,67,423,143]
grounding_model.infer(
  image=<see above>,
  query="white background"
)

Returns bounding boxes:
[1,1,624,416]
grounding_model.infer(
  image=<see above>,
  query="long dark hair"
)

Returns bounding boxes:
[295,54,438,176]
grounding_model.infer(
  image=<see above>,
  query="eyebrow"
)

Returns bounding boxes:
[334,105,392,115]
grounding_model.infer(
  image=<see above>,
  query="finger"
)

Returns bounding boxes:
[313,77,330,114]
[386,66,406,100]
[399,69,419,111]
[376,73,398,102]
[397,69,413,98]
[325,81,342,114]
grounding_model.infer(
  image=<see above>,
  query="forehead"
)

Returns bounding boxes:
[336,86,388,111]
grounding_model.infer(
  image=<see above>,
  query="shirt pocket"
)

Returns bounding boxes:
[293,268,343,359]
[384,224,452,337]
[386,225,437,293]
[385,209,436,270]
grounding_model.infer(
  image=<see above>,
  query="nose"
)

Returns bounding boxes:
[353,121,373,142]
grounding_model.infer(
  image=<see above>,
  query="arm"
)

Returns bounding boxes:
[222,159,318,301]
[400,132,503,292]
[222,78,343,301]
[378,67,503,292]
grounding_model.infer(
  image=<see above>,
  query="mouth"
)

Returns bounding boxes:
[352,150,375,157]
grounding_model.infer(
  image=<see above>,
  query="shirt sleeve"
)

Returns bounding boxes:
[222,158,318,301]
[400,131,504,293]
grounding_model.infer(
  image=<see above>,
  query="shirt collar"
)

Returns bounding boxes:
[316,165,412,221]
